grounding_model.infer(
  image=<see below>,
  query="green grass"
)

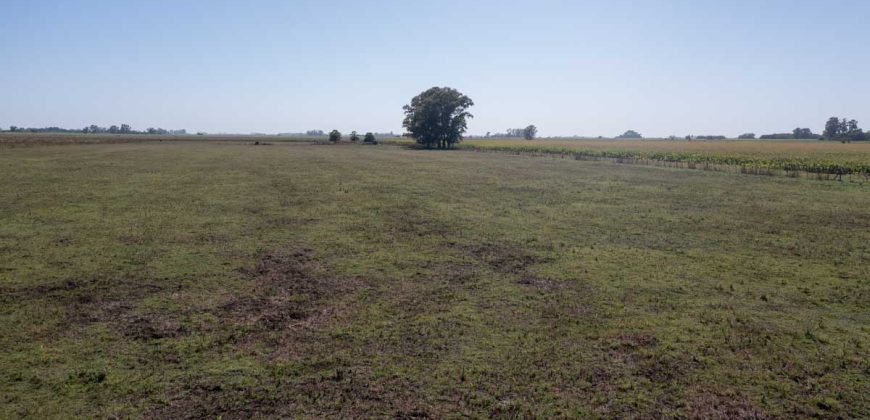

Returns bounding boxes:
[1,142,867,417]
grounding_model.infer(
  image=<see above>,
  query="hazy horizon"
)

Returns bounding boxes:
[2,0,868,137]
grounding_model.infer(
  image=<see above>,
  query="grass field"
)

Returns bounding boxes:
[1,141,868,417]
[455,139,870,179]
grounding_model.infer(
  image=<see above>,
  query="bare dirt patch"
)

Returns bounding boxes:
[584,332,692,414]
[66,279,180,339]
[385,209,453,239]
[517,275,563,292]
[617,332,659,349]
[606,333,689,384]
[0,279,81,299]
[459,241,551,275]
[145,249,443,417]
[0,275,187,344]
[117,312,187,340]
[219,249,342,333]
[118,234,146,245]
[683,386,768,419]
[148,367,433,419]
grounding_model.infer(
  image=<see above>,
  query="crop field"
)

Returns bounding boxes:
[456,139,870,179]
[1,140,868,417]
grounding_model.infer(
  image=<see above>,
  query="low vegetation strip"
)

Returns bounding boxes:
[458,140,870,178]
[0,132,328,147]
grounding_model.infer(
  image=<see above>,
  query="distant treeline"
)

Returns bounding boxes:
[4,125,187,135]
[492,128,528,138]
[5,116,865,142]
[671,118,864,141]
[278,130,397,138]
[483,126,538,140]
[673,128,823,141]
[758,128,821,140]
[4,126,84,134]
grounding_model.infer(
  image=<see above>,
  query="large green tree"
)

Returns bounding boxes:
[823,117,842,139]
[402,87,474,149]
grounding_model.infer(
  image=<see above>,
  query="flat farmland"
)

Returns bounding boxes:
[458,139,870,178]
[0,132,325,147]
[0,141,867,417]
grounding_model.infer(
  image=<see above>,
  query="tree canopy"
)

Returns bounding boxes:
[824,117,865,141]
[402,87,474,149]
[523,125,538,140]
[329,130,342,142]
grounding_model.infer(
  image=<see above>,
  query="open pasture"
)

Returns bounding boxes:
[0,141,867,417]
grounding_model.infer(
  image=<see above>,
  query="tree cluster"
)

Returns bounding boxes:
[489,125,538,140]
[759,128,820,140]
[792,127,821,139]
[737,133,756,139]
[616,130,643,139]
[7,126,82,133]
[323,130,378,144]
[284,130,386,141]
[759,133,792,139]
[823,117,865,141]
[502,128,526,137]
[145,127,186,135]
[84,124,186,135]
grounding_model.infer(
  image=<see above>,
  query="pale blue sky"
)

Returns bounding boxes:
[1,0,868,137]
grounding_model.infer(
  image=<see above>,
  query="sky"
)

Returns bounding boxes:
[1,0,868,137]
